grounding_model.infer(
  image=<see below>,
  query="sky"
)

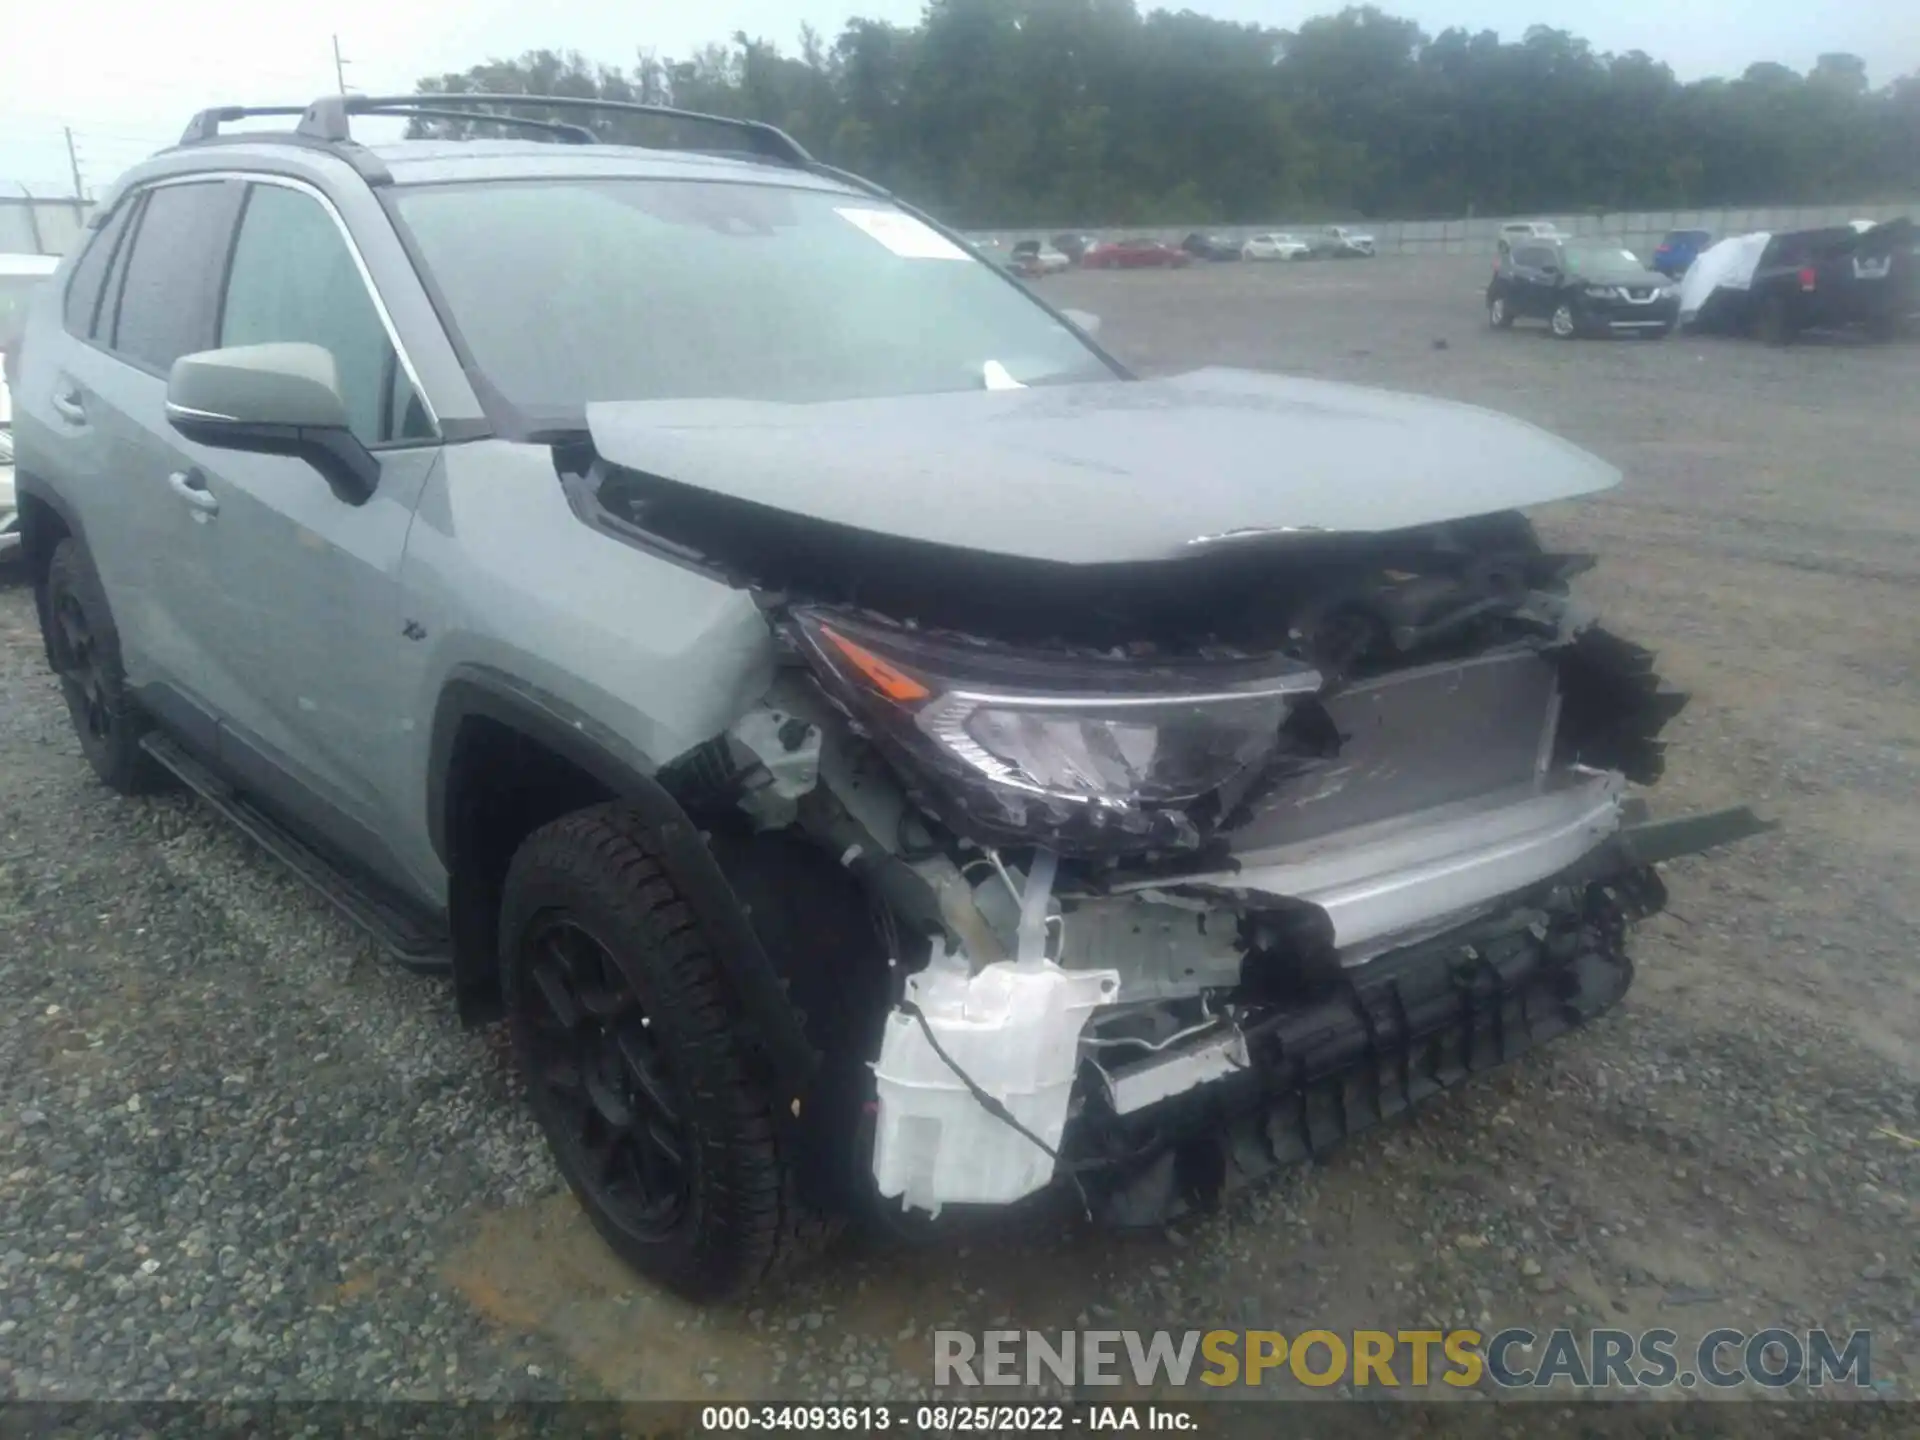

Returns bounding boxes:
[4,1,1916,196]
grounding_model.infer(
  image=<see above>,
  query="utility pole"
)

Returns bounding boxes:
[332,34,350,96]
[63,126,85,201]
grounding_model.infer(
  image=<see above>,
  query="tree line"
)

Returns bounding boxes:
[410,1,1920,227]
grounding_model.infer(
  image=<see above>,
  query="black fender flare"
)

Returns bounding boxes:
[427,666,819,1092]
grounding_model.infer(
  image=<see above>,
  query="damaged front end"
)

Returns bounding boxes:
[570,388,1768,1229]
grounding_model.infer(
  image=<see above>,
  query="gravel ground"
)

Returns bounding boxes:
[1,255,1915,1409]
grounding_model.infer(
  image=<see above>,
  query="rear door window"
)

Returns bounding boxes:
[111,180,243,374]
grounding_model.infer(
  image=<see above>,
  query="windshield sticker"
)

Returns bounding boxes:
[835,207,971,261]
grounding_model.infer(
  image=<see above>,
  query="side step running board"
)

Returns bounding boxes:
[140,733,452,975]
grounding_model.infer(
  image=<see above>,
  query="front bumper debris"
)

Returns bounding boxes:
[1075,872,1658,1226]
[865,803,1768,1222]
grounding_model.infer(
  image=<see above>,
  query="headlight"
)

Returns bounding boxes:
[790,608,1321,854]
[1584,285,1618,299]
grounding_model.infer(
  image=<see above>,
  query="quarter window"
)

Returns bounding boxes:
[219,183,430,446]
[62,198,137,340]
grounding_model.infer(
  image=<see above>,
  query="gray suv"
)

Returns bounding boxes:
[10,93,1764,1301]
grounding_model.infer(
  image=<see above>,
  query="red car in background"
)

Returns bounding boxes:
[1080,238,1191,270]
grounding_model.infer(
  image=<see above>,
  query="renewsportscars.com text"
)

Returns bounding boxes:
[933,1327,1874,1391]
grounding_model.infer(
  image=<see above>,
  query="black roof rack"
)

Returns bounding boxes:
[293,93,814,167]
[179,106,312,145]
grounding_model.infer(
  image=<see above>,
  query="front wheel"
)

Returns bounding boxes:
[500,803,834,1301]
[1550,302,1581,339]
[1488,294,1516,329]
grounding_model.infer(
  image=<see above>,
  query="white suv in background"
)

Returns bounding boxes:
[1242,232,1312,261]
[1,253,63,560]
[1498,220,1572,257]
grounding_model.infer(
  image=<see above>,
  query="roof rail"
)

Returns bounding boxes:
[179,106,312,145]
[296,93,814,167]
[350,105,598,144]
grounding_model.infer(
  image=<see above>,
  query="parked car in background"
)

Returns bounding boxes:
[1009,239,1071,277]
[1081,238,1191,269]
[1,253,62,561]
[1181,232,1242,262]
[1649,229,1713,278]
[1682,218,1916,344]
[1050,232,1099,264]
[1497,220,1572,257]
[1242,232,1312,261]
[1312,225,1377,258]
[1487,240,1679,338]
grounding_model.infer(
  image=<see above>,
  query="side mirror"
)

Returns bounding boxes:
[166,342,378,505]
[1060,308,1102,336]
[1541,264,1561,277]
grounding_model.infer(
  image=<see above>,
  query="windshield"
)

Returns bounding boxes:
[389,178,1114,423]
[1564,246,1646,279]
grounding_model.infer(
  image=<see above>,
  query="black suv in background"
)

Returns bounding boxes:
[1488,240,1679,339]
[1705,219,1915,345]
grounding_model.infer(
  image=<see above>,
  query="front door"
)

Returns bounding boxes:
[1509,246,1560,318]
[162,177,441,894]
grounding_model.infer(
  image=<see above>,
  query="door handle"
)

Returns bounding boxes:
[50,385,87,425]
[167,468,220,516]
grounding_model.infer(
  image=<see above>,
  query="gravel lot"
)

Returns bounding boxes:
[1,255,1915,1410]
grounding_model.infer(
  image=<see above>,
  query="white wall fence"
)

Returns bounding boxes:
[965,200,1919,261]
[0,186,91,256]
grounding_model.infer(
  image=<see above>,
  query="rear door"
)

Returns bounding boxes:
[52,179,245,742]
[11,193,139,599]
[167,176,441,886]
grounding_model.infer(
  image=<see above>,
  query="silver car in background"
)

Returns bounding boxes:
[0,253,62,560]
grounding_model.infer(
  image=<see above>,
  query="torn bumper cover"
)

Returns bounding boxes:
[866,800,1768,1223]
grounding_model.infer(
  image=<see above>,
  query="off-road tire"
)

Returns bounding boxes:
[43,538,164,794]
[500,802,836,1301]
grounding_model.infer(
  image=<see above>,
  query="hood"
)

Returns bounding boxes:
[1589,266,1669,287]
[582,367,1619,567]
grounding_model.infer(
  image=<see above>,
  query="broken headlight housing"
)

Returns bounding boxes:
[789,608,1321,855]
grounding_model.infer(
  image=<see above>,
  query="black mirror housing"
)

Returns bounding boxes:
[166,342,380,505]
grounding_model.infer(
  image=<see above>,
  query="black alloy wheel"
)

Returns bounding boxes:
[516,914,691,1241]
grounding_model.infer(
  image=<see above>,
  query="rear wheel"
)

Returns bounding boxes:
[43,538,164,794]
[1865,310,1906,342]
[1488,294,1515,329]
[500,803,835,1301]
[1550,302,1580,339]
[1755,295,1796,346]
